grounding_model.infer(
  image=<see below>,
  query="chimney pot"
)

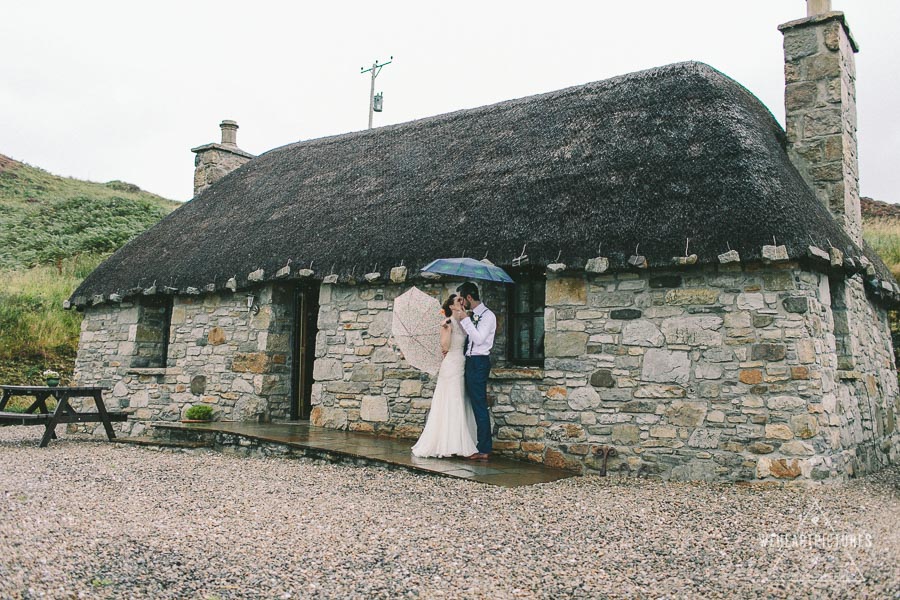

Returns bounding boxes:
[807,0,832,16]
[220,120,239,146]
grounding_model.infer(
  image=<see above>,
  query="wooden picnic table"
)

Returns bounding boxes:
[0,385,126,447]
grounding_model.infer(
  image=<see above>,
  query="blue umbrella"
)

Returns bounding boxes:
[421,257,515,284]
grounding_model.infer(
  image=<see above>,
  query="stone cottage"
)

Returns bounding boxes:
[69,2,898,482]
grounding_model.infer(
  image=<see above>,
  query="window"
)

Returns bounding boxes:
[132,296,173,368]
[829,276,855,370]
[507,271,545,366]
[889,309,900,369]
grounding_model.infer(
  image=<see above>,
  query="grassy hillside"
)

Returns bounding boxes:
[0,153,180,386]
[0,154,179,270]
[862,198,900,280]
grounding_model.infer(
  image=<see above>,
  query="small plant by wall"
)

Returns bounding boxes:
[184,405,214,421]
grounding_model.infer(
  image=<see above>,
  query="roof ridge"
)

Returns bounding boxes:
[260,61,729,158]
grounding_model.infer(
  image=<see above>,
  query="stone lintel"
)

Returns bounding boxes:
[778,12,858,52]
[489,367,544,380]
[837,369,861,380]
[126,367,179,376]
[190,142,255,159]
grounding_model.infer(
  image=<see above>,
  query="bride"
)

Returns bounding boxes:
[411,294,478,458]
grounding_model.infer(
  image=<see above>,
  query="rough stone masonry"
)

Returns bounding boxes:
[72,259,898,482]
[304,265,897,482]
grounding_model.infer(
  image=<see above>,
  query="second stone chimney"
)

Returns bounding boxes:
[191,120,255,198]
[779,0,862,245]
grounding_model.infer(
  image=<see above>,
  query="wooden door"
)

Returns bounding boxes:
[291,284,320,420]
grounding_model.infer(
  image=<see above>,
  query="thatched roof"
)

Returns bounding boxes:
[70,61,897,307]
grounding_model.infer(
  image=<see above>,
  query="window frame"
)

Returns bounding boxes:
[828,275,855,371]
[134,295,173,369]
[506,268,545,367]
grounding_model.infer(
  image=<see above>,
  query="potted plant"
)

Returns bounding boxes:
[182,404,214,423]
[43,370,60,387]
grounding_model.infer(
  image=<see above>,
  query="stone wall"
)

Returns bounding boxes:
[308,265,897,481]
[73,286,293,436]
[823,276,899,475]
[309,280,515,436]
[74,264,897,482]
[311,282,438,436]
[264,285,295,419]
[487,265,897,481]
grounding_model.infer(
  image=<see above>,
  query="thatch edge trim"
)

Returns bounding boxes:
[67,257,900,310]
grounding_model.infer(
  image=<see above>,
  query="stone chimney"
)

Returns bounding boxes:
[779,1,862,245]
[191,120,255,198]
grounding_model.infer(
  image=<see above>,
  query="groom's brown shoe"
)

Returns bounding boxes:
[466,452,490,461]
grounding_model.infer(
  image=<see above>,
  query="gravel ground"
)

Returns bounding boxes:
[1,427,898,599]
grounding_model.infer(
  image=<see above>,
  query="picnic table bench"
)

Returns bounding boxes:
[0,385,127,447]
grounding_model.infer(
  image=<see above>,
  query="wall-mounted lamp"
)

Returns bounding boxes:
[246,294,260,315]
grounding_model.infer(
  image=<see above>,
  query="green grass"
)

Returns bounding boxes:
[2,397,57,414]
[0,156,179,270]
[863,218,900,280]
[0,255,107,388]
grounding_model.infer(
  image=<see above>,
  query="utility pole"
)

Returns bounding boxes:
[360,56,392,129]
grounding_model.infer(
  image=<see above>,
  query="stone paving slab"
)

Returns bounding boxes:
[152,421,574,487]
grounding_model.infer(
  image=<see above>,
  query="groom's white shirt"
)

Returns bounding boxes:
[459,303,496,357]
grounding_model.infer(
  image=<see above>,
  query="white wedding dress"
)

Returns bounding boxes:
[411,318,478,458]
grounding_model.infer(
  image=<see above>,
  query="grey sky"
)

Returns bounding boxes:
[2,1,898,203]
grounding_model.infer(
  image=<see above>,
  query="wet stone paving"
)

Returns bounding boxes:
[153,421,575,487]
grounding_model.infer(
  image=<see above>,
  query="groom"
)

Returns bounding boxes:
[452,281,496,460]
